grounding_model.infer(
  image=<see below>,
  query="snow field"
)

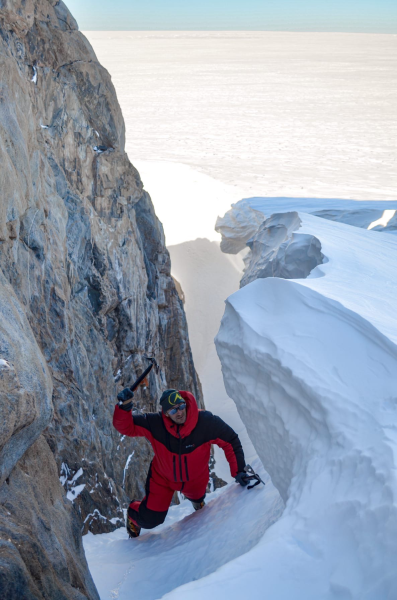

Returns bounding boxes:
[86,32,397,201]
[84,462,283,600]
[133,160,246,246]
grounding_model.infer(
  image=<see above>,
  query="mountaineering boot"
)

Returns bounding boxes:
[127,500,141,538]
[127,514,141,538]
[191,500,205,511]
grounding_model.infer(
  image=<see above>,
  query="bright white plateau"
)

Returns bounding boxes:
[85,31,397,245]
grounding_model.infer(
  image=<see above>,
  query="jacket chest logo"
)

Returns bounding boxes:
[186,444,195,449]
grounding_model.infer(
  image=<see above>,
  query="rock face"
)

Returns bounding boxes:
[215,202,265,254]
[0,1,202,597]
[240,212,324,287]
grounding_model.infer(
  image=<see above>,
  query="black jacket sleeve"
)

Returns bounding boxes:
[210,414,246,477]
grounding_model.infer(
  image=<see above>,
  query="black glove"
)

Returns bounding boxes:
[117,388,134,411]
[235,471,250,487]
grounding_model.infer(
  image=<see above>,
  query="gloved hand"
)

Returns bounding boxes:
[117,388,134,411]
[235,471,250,487]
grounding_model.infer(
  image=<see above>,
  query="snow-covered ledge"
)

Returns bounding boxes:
[215,197,397,254]
[213,213,397,598]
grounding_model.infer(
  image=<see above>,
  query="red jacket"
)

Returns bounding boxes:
[113,391,245,484]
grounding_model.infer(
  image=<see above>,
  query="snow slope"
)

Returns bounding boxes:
[133,161,246,245]
[84,462,283,600]
[210,214,397,599]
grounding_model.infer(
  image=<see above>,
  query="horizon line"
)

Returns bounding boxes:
[82,29,397,34]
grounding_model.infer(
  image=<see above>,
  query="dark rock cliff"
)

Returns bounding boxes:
[0,1,202,597]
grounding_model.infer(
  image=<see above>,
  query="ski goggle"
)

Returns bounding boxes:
[167,402,186,416]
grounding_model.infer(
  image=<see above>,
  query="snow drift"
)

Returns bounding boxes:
[215,197,397,253]
[211,213,397,599]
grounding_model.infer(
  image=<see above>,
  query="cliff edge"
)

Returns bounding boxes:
[0,1,202,597]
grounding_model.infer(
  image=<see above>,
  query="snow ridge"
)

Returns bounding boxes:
[215,197,397,254]
[213,213,397,598]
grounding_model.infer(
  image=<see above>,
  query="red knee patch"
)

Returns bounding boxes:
[129,500,141,513]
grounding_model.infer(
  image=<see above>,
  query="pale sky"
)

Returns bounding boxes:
[66,0,397,33]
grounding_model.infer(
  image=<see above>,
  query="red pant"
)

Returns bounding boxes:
[129,462,208,529]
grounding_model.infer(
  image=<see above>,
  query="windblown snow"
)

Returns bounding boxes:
[212,212,397,599]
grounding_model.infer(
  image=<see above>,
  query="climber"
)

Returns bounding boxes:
[113,387,250,537]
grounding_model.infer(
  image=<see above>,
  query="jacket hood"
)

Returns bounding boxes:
[162,391,199,438]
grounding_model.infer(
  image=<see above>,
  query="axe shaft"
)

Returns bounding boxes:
[129,358,157,392]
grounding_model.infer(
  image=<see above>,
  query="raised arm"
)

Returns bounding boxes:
[112,384,153,442]
[112,404,155,443]
[112,382,155,442]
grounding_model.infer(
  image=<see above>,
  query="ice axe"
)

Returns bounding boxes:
[117,356,159,408]
[244,464,266,490]
[129,356,159,392]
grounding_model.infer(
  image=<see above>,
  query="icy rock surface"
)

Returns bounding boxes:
[216,197,397,254]
[0,1,201,597]
[241,211,323,287]
[213,214,397,598]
